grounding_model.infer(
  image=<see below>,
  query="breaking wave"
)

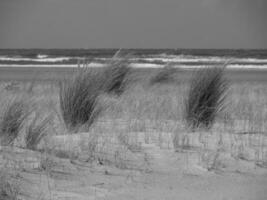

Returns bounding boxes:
[0,49,267,70]
[0,55,72,63]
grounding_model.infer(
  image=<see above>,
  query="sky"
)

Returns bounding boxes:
[0,0,266,49]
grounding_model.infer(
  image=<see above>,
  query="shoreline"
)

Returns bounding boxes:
[1,63,267,82]
[1,63,267,70]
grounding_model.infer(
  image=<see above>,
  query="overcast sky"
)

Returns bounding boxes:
[0,0,266,49]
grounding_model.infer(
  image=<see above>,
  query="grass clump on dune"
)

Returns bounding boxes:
[150,64,176,85]
[25,112,52,150]
[59,68,105,132]
[60,51,132,132]
[103,51,132,96]
[0,169,20,200]
[184,66,228,131]
[0,97,31,145]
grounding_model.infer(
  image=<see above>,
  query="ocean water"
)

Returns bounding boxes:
[0,49,267,69]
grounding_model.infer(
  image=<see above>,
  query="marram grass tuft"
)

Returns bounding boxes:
[184,66,229,131]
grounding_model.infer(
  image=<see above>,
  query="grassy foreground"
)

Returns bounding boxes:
[0,63,267,200]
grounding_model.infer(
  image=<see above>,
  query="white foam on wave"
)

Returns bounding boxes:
[0,62,103,68]
[131,63,267,70]
[2,54,267,64]
[0,56,72,62]
[142,55,267,64]
[37,54,48,59]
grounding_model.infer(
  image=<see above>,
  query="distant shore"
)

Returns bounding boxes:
[1,63,267,70]
[1,64,267,82]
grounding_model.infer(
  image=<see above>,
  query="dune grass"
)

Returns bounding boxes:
[150,64,176,85]
[59,51,132,131]
[102,52,132,96]
[59,68,105,132]
[25,112,52,150]
[103,60,131,95]
[184,66,229,131]
[0,169,20,200]
[0,97,32,145]
[1,65,267,167]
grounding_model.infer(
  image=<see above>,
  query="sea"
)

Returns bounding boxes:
[0,49,267,69]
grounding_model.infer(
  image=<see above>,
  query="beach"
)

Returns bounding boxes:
[1,49,267,200]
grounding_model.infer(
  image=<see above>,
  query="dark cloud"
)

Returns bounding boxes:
[0,0,266,48]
